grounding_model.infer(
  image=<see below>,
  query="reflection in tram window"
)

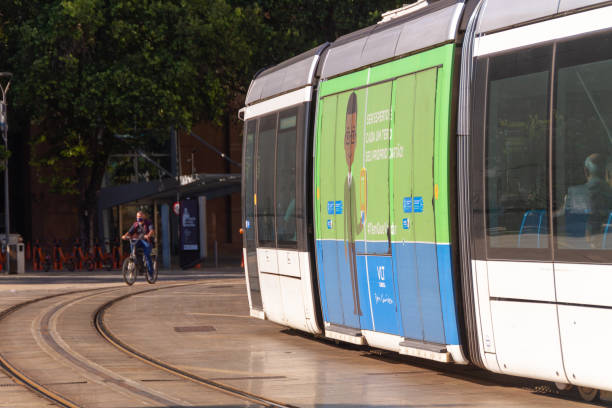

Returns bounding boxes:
[485,47,551,252]
[554,32,612,256]
[244,121,256,244]
[243,120,262,308]
[276,109,298,248]
[257,114,277,246]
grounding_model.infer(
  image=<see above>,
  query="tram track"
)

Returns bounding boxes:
[94,283,295,408]
[0,287,116,408]
[37,288,191,407]
[0,281,294,407]
[0,277,601,407]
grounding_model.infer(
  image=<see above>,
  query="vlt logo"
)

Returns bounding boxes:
[377,265,385,281]
[377,265,386,288]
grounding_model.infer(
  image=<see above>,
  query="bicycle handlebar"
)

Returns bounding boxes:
[129,238,147,244]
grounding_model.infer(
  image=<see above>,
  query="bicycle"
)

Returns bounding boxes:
[53,240,75,271]
[72,239,94,271]
[122,238,158,285]
[93,239,113,271]
[41,246,52,272]
[110,240,124,269]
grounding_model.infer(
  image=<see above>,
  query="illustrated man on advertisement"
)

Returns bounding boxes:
[343,92,364,316]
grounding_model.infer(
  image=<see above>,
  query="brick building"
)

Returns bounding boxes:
[3,114,243,268]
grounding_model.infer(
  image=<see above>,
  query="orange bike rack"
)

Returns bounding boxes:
[93,242,112,270]
[111,242,126,269]
[53,242,63,270]
[32,242,42,271]
[72,241,86,270]
[52,243,74,271]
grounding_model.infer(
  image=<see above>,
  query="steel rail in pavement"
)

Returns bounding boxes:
[0,288,120,408]
[94,283,296,408]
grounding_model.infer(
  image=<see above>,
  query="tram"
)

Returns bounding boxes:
[240,0,612,401]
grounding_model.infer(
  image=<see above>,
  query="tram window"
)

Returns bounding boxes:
[257,114,277,247]
[485,46,552,255]
[244,120,256,243]
[276,108,298,248]
[553,32,612,259]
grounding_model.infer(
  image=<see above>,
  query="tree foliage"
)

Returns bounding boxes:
[234,0,408,70]
[0,145,9,170]
[0,0,406,241]
[1,0,256,240]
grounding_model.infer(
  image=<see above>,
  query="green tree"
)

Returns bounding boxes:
[232,0,409,71]
[0,0,254,243]
[0,0,408,245]
[0,146,9,170]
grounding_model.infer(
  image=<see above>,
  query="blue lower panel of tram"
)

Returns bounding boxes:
[315,240,361,329]
[316,240,459,346]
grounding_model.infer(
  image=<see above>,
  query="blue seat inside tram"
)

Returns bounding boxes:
[562,211,612,249]
[601,212,612,249]
[564,212,590,238]
[518,210,548,248]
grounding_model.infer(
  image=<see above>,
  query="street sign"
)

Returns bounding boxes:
[172,201,180,215]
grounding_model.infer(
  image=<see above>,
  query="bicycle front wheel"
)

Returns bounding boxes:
[122,258,137,285]
[146,256,158,284]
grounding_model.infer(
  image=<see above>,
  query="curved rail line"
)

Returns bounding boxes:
[39,289,189,407]
[94,284,296,408]
[0,288,118,408]
[0,282,215,407]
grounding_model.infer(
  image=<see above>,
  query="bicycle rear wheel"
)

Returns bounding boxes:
[146,256,158,284]
[122,258,137,285]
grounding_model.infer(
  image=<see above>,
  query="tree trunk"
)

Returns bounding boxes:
[79,128,109,253]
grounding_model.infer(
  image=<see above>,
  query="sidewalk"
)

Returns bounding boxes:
[0,266,243,292]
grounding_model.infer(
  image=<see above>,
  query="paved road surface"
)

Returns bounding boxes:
[0,268,607,407]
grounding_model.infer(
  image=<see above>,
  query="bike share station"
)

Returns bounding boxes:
[97,173,240,272]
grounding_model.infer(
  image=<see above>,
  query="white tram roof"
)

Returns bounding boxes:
[319,0,465,81]
[245,43,328,106]
[475,0,611,35]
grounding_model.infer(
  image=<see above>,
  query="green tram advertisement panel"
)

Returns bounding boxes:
[314,43,460,345]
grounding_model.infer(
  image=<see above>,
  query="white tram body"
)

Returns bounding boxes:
[241,0,612,400]
[459,0,612,393]
[241,46,327,334]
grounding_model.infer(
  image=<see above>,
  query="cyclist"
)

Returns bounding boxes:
[121,211,155,278]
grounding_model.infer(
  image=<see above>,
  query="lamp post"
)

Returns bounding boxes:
[0,72,13,274]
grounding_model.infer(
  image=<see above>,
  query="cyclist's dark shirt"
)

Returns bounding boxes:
[127,219,153,238]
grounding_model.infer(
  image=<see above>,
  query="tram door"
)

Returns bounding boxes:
[317,92,361,329]
[243,120,263,310]
[392,68,445,344]
[357,82,401,334]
